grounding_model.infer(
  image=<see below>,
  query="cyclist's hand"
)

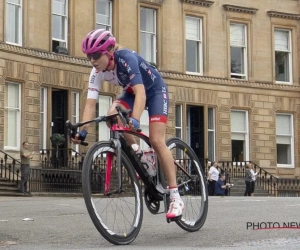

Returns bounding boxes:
[71,129,88,144]
[129,117,140,131]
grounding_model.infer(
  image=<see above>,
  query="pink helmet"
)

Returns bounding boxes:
[81,29,116,54]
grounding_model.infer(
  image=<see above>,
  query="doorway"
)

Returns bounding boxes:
[187,106,204,169]
[51,89,68,167]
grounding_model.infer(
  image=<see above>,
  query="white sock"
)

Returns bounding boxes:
[169,188,181,200]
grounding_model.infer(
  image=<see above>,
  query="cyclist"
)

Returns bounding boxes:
[72,29,183,220]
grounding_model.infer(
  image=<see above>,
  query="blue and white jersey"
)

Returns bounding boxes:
[87,49,164,99]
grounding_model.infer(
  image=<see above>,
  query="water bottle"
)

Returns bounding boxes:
[131,144,156,176]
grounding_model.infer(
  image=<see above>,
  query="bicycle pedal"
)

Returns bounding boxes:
[166,215,182,223]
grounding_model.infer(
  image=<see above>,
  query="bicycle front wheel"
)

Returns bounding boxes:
[82,141,143,245]
[166,137,208,232]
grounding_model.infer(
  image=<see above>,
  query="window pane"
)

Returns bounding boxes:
[96,96,111,141]
[231,47,244,74]
[276,114,291,135]
[7,84,19,108]
[53,0,66,15]
[52,15,65,40]
[140,32,154,62]
[96,0,111,26]
[231,111,246,132]
[186,17,200,40]
[6,3,20,43]
[40,88,46,149]
[277,144,291,164]
[208,108,214,130]
[275,51,289,82]
[175,105,181,127]
[186,40,198,72]
[208,131,214,161]
[275,30,289,51]
[230,24,245,46]
[7,110,18,147]
[140,8,155,32]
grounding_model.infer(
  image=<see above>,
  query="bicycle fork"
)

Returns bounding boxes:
[104,139,124,195]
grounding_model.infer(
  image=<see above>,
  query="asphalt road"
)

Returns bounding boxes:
[1,196,300,249]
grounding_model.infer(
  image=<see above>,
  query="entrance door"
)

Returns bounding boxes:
[51,90,68,167]
[187,106,204,169]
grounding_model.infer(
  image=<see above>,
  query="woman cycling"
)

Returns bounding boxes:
[72,29,184,220]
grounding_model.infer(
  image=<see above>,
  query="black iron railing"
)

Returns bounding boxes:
[40,148,85,170]
[0,149,21,185]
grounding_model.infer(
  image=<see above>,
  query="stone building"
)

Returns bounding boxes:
[0,0,300,178]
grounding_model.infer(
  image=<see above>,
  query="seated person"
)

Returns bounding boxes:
[214,173,233,196]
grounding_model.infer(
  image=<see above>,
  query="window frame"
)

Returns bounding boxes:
[139,7,157,64]
[276,113,294,168]
[52,0,68,50]
[97,95,112,141]
[208,107,215,162]
[40,87,48,150]
[95,0,112,31]
[185,15,203,75]
[4,82,21,151]
[175,104,183,139]
[274,28,293,84]
[230,22,248,80]
[6,0,22,46]
[71,92,80,153]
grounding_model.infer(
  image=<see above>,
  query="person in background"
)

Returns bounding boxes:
[244,163,253,196]
[214,173,233,196]
[249,163,259,196]
[20,141,34,195]
[207,161,219,196]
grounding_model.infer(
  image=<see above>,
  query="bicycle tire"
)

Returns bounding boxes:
[82,141,143,245]
[166,137,208,232]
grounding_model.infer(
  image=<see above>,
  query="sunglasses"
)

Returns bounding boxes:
[87,52,103,60]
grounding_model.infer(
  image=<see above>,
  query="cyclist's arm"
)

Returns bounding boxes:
[81,98,97,131]
[131,84,146,121]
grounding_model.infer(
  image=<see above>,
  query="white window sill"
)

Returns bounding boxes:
[4,146,20,151]
[6,41,22,47]
[275,81,293,85]
[277,164,294,168]
[186,71,203,76]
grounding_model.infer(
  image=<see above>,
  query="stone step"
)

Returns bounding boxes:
[0,185,19,191]
[0,191,26,196]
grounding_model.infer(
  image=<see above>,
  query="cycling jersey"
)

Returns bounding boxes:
[87,49,169,123]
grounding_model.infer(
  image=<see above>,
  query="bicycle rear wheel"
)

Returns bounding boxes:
[166,137,208,232]
[82,141,143,245]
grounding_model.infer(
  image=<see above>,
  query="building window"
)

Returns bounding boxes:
[96,0,112,31]
[52,0,68,52]
[275,29,292,83]
[208,107,215,161]
[175,105,183,158]
[175,105,182,139]
[186,16,203,74]
[40,87,47,150]
[140,110,150,150]
[96,95,112,141]
[231,110,249,162]
[6,0,22,45]
[230,23,247,79]
[5,82,21,150]
[71,92,79,152]
[140,7,156,64]
[276,114,294,167]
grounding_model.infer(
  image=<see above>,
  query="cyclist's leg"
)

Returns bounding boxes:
[107,91,136,145]
[147,85,184,219]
